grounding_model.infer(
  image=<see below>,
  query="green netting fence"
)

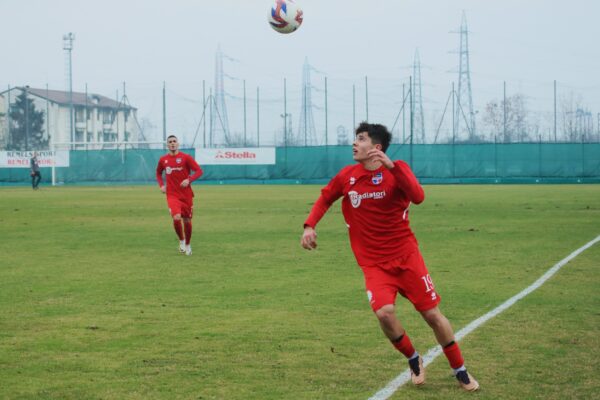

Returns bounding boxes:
[1,143,599,185]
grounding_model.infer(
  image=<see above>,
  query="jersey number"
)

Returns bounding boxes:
[421,274,434,293]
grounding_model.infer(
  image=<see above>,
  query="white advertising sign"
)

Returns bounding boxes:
[195,147,276,165]
[0,150,70,168]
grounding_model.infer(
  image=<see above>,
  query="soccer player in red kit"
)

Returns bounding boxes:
[300,122,479,391]
[156,135,203,256]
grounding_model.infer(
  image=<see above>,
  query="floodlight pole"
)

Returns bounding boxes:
[452,82,456,142]
[7,85,11,148]
[24,85,29,151]
[409,76,413,167]
[324,76,328,146]
[46,84,50,147]
[202,80,206,148]
[304,85,307,146]
[402,83,406,143]
[209,88,213,147]
[452,82,456,177]
[162,81,167,142]
[256,86,260,147]
[63,33,75,148]
[243,79,247,146]
[503,81,507,143]
[352,84,356,130]
[365,76,369,121]
[283,78,287,146]
[553,80,557,142]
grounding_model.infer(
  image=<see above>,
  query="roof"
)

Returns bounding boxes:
[0,87,136,110]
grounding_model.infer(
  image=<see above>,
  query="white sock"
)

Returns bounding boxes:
[453,365,467,375]
[409,351,419,360]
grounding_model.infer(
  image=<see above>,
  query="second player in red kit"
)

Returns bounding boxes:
[156,135,203,256]
[301,122,479,391]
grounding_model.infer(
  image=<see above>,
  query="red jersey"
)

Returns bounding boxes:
[304,160,425,267]
[156,152,203,198]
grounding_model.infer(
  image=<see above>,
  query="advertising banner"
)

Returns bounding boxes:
[195,147,276,165]
[0,150,70,168]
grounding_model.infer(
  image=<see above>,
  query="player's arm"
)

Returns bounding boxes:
[367,149,424,204]
[389,160,425,204]
[301,174,343,250]
[181,155,203,188]
[156,160,166,193]
[187,156,204,182]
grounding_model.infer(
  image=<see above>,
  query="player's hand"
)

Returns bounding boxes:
[301,227,318,250]
[367,149,394,169]
[160,185,166,194]
[180,179,190,188]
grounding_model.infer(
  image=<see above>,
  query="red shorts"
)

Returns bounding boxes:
[361,251,441,313]
[167,196,193,218]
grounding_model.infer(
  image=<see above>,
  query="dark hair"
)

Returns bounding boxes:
[167,135,178,140]
[355,122,392,152]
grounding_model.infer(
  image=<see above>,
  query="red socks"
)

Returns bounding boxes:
[173,219,192,244]
[183,220,192,245]
[443,341,464,369]
[173,220,184,240]
[393,335,465,370]
[392,334,416,359]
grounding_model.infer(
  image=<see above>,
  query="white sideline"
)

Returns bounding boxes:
[368,235,600,400]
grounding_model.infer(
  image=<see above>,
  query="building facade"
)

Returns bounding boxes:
[0,86,140,150]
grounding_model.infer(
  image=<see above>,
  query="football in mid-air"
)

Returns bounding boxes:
[268,0,303,34]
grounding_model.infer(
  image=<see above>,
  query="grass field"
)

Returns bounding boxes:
[0,184,599,400]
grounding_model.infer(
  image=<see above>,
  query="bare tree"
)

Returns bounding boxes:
[483,93,531,142]
[558,91,595,142]
[483,100,503,141]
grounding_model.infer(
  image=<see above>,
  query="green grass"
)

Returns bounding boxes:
[0,184,598,399]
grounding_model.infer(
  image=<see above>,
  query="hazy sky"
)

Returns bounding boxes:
[2,0,598,145]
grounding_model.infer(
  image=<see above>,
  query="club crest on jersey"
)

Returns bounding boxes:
[349,177,356,185]
[349,191,361,208]
[372,172,383,185]
[176,158,182,164]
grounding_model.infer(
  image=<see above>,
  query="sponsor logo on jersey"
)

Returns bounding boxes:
[348,190,386,208]
[349,177,356,185]
[165,166,183,175]
[372,172,383,185]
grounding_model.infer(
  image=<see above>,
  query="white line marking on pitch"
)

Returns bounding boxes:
[368,234,600,400]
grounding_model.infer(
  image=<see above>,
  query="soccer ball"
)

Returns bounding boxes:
[268,0,303,34]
